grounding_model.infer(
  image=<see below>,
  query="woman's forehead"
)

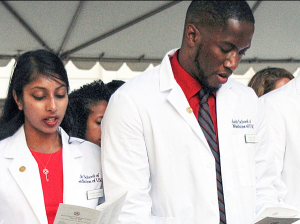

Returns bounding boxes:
[26,73,67,89]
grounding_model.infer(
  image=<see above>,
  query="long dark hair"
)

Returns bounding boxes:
[0,49,69,140]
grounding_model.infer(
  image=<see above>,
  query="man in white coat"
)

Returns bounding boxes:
[101,1,280,223]
[260,74,300,211]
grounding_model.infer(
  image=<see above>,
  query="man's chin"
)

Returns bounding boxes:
[195,66,222,93]
[202,83,220,93]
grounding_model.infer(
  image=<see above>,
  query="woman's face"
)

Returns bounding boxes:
[85,100,108,147]
[14,74,68,137]
[274,77,291,90]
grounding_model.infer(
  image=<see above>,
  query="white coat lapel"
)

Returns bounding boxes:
[6,126,47,224]
[167,85,208,146]
[159,49,210,150]
[60,129,84,205]
[216,80,238,156]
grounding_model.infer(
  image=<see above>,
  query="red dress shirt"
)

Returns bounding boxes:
[31,148,63,224]
[170,50,219,140]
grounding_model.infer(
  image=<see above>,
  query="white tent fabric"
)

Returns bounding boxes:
[65,60,153,91]
[0,59,154,98]
[1,1,300,98]
[0,58,299,99]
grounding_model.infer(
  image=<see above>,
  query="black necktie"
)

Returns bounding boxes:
[198,89,226,224]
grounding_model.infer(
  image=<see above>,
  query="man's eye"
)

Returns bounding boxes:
[220,47,231,53]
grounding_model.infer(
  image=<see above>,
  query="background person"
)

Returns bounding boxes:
[101,1,281,223]
[260,74,300,211]
[61,79,110,147]
[105,79,125,97]
[0,50,103,224]
[248,67,294,97]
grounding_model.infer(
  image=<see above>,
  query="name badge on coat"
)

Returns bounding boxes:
[87,189,104,200]
[244,134,259,143]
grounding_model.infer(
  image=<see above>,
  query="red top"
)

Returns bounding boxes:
[170,50,218,140]
[30,148,63,224]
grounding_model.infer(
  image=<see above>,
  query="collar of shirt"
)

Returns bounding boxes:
[169,49,218,140]
[170,50,201,101]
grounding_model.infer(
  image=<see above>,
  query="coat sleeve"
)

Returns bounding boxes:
[101,90,153,224]
[260,97,291,201]
[260,97,286,182]
[255,97,288,214]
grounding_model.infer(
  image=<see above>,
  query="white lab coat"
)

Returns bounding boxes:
[0,125,103,224]
[101,49,280,224]
[260,75,300,210]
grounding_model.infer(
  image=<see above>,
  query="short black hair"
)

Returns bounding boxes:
[105,80,125,96]
[186,1,254,28]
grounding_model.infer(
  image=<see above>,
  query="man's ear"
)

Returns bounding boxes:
[13,90,23,110]
[185,24,201,47]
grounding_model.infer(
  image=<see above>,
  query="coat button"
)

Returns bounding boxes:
[207,162,214,169]
[186,107,193,113]
[19,166,26,172]
[211,199,217,205]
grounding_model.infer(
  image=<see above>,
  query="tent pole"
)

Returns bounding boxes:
[1,1,53,52]
[57,1,85,55]
[60,1,182,60]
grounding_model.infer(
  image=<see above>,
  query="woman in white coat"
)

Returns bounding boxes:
[260,74,300,210]
[0,50,103,224]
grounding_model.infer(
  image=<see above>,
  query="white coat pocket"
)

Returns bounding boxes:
[232,134,255,186]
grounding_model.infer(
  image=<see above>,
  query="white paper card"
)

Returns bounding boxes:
[255,217,299,224]
[54,191,127,224]
[253,207,300,224]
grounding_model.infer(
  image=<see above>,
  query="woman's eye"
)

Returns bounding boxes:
[33,95,45,100]
[96,122,101,125]
[56,94,66,99]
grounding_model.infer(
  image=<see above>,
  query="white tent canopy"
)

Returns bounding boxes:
[0,58,154,98]
[1,1,300,73]
[0,57,299,99]
[1,1,300,98]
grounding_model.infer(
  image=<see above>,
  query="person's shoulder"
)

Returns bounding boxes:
[110,65,161,103]
[66,138,101,168]
[0,135,10,153]
[67,138,102,164]
[0,126,23,153]
[60,127,101,154]
[121,65,160,90]
[70,138,101,153]
[113,49,177,96]
[227,77,257,97]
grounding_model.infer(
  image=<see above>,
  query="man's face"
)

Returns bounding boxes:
[193,19,254,92]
